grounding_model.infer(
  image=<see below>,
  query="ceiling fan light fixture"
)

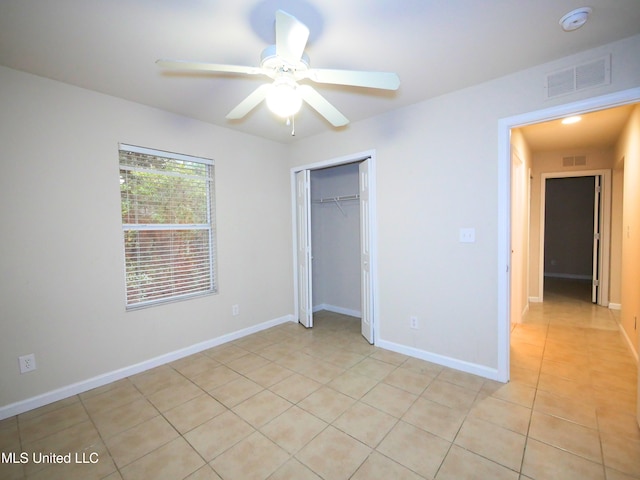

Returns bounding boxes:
[559,7,592,32]
[266,79,302,118]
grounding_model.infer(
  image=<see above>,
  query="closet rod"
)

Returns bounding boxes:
[313,193,360,204]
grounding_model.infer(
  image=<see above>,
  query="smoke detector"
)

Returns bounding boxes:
[559,7,592,32]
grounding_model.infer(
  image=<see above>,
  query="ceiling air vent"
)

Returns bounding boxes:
[545,55,610,99]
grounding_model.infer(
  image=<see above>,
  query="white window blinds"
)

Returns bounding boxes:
[119,144,217,308]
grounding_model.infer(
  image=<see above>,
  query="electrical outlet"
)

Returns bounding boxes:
[459,228,476,243]
[410,316,419,329]
[232,304,240,316]
[19,354,36,374]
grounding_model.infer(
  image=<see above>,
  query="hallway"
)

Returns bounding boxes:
[511,279,639,478]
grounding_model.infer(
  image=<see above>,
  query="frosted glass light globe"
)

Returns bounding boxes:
[266,82,302,118]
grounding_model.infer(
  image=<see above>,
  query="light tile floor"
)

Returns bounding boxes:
[1,288,638,479]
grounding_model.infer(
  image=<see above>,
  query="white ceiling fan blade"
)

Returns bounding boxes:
[226,84,272,119]
[275,10,310,65]
[157,59,263,76]
[298,85,349,127]
[301,68,400,90]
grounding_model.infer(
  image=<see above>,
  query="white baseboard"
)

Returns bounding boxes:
[312,303,361,318]
[618,324,639,364]
[0,314,295,421]
[376,339,501,382]
[529,297,542,303]
[608,303,622,310]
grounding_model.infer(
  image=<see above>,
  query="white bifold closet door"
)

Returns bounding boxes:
[296,169,312,328]
[359,159,373,344]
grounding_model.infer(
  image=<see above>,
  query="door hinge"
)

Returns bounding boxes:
[594,233,600,240]
[593,279,600,287]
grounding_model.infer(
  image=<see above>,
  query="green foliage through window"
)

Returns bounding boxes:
[119,145,217,308]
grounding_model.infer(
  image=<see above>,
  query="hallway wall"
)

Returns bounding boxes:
[615,104,640,355]
[510,130,533,323]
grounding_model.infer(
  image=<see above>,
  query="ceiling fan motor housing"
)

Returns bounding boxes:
[261,45,310,72]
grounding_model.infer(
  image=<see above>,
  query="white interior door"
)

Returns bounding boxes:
[296,170,312,328]
[591,175,601,303]
[359,159,374,344]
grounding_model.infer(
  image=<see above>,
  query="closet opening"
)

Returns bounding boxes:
[292,151,376,344]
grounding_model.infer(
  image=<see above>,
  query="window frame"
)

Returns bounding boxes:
[118,143,217,310]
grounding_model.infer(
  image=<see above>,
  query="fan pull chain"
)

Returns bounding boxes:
[285,116,295,136]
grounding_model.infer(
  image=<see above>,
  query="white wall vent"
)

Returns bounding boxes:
[562,155,587,167]
[545,55,611,99]
[574,155,587,166]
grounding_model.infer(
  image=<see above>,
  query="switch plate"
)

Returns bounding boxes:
[459,228,476,243]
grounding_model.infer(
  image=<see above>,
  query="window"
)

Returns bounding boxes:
[119,144,217,308]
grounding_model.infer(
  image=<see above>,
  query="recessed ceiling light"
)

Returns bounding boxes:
[559,7,592,32]
[561,116,582,125]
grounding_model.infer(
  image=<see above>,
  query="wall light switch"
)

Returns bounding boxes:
[459,228,476,243]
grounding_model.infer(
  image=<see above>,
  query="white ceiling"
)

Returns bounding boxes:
[1,0,639,144]
[518,103,636,152]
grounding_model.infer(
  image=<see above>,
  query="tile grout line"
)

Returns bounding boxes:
[516,318,549,479]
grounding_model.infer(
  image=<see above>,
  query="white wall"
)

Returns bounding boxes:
[288,34,640,376]
[0,66,293,413]
[310,164,361,315]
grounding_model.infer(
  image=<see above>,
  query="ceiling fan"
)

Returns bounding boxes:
[156,10,400,128]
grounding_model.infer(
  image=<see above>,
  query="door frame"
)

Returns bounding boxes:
[290,149,379,343]
[497,86,640,382]
[537,170,611,307]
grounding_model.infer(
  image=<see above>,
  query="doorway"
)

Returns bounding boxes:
[497,87,640,382]
[310,163,361,317]
[538,171,611,307]
[292,150,377,344]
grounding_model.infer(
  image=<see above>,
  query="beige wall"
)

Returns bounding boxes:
[610,163,625,308]
[0,66,294,411]
[615,104,640,355]
[510,129,533,323]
